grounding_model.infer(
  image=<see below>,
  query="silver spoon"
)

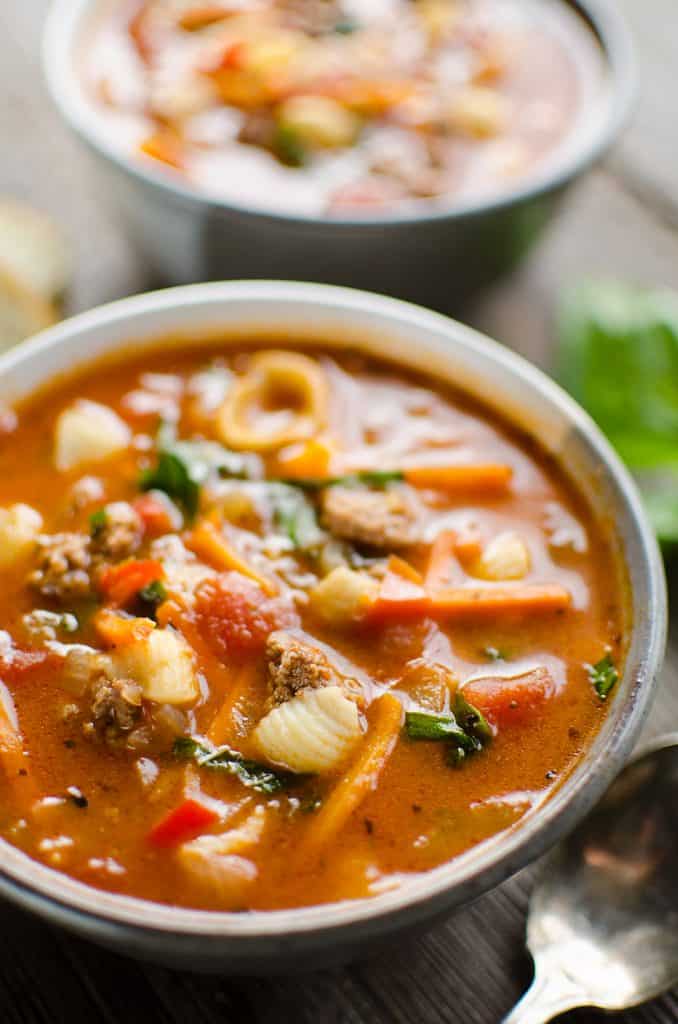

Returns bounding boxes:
[503,733,678,1023]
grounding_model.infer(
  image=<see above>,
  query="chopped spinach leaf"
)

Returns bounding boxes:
[334,16,359,33]
[269,483,325,549]
[140,425,250,518]
[277,470,404,491]
[405,710,483,759]
[587,653,619,700]
[405,694,492,766]
[172,736,294,794]
[138,579,168,610]
[273,124,307,167]
[89,508,108,538]
[454,691,493,743]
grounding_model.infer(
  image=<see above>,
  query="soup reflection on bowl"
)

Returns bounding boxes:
[0,283,663,971]
[45,1,634,305]
[81,0,605,217]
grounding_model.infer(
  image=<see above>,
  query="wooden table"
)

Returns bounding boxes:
[1,4,677,1021]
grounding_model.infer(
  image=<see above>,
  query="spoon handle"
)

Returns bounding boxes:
[501,962,584,1024]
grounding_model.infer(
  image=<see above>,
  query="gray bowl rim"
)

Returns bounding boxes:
[0,280,665,959]
[43,0,636,232]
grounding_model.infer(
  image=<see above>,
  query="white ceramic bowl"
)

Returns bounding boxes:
[0,282,665,972]
[43,1,636,308]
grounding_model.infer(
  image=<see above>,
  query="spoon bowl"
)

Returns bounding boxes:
[505,734,678,1022]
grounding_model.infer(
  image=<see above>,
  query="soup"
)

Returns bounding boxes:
[0,341,624,911]
[80,0,606,216]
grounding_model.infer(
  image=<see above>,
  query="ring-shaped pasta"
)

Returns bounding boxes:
[217,351,328,452]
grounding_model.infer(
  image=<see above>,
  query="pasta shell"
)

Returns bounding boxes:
[112,627,199,706]
[254,685,363,774]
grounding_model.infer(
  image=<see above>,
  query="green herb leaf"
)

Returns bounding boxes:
[140,425,249,518]
[587,653,619,700]
[333,16,359,33]
[172,736,293,794]
[89,508,108,538]
[269,483,325,549]
[277,470,404,491]
[138,579,168,607]
[273,124,307,167]
[556,281,678,546]
[404,710,482,756]
[454,691,493,743]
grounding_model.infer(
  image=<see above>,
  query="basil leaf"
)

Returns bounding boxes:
[587,653,619,700]
[140,425,249,518]
[172,736,293,794]
[556,282,678,546]
[269,484,325,549]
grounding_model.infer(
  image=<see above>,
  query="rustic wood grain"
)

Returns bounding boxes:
[1,3,677,1021]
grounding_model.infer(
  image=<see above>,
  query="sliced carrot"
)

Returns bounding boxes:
[366,571,431,623]
[99,559,164,607]
[404,463,512,495]
[429,583,571,619]
[140,132,185,170]
[186,519,277,596]
[276,438,333,479]
[462,667,555,728]
[94,608,156,648]
[148,798,219,848]
[300,692,403,858]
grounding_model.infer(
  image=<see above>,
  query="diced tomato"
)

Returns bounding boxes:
[99,559,165,608]
[148,799,219,848]
[133,492,180,537]
[461,667,555,729]
[195,572,299,659]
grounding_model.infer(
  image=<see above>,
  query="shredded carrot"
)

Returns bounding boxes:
[424,530,458,589]
[178,5,232,30]
[386,554,423,584]
[186,519,277,596]
[300,692,403,858]
[404,463,512,494]
[94,608,155,648]
[429,583,571,619]
[207,663,260,746]
[140,132,185,170]
[276,438,333,479]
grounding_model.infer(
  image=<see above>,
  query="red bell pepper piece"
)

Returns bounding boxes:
[148,798,219,848]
